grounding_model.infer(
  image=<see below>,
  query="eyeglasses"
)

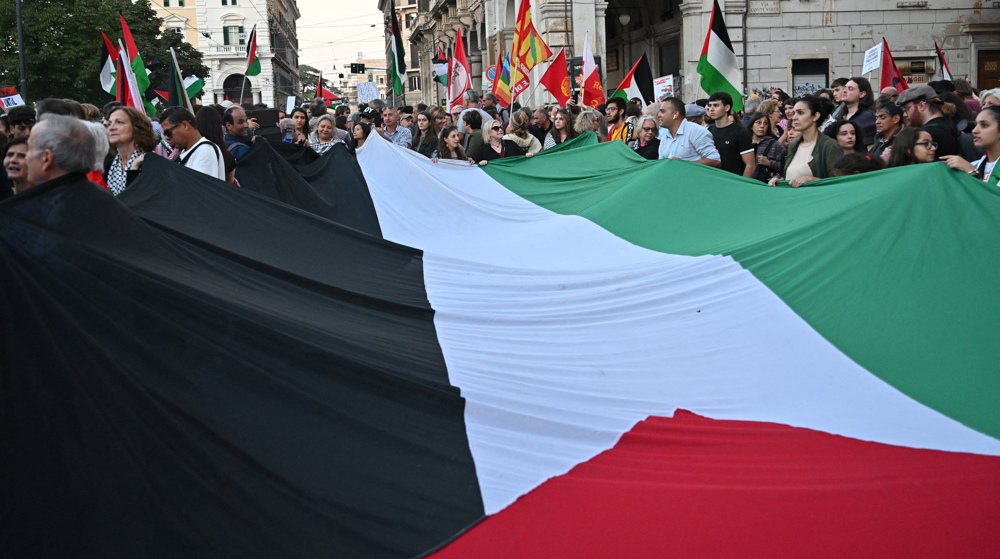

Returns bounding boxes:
[914,141,938,149]
[641,127,656,132]
[161,120,190,138]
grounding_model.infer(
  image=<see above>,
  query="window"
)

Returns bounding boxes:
[379,76,385,85]
[178,0,184,5]
[167,26,185,42]
[658,39,680,78]
[223,0,237,5]
[164,0,170,6]
[224,25,244,46]
[409,75,420,91]
[791,59,829,96]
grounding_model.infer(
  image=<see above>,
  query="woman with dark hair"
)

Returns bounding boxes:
[543,108,578,149]
[348,122,372,151]
[942,106,1000,183]
[3,137,31,195]
[462,110,485,157]
[886,127,937,168]
[473,119,527,164]
[779,98,797,146]
[195,106,237,184]
[428,106,449,137]
[825,119,867,155]
[432,126,466,161]
[768,95,843,187]
[411,111,439,158]
[290,107,310,145]
[747,111,786,182]
[104,106,159,195]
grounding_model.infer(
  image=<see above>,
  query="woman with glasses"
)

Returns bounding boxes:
[103,107,158,195]
[542,108,578,149]
[472,119,527,164]
[886,128,937,168]
[941,106,1000,183]
[757,99,788,145]
[632,116,660,161]
[747,111,786,182]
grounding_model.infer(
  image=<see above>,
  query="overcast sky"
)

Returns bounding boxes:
[296,1,386,73]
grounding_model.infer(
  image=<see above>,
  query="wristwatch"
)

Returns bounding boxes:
[967,168,981,179]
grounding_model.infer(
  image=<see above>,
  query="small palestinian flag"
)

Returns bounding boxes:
[610,53,654,105]
[99,32,118,95]
[387,0,406,95]
[934,40,952,81]
[245,25,261,76]
[697,0,743,112]
[433,46,448,87]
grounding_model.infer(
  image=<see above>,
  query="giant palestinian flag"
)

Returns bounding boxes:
[2,136,999,557]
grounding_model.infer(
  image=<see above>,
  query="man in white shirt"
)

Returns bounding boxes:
[160,106,226,181]
[656,98,721,166]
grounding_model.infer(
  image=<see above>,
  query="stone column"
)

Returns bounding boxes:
[680,0,708,103]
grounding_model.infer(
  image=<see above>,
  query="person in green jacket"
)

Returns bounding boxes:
[769,95,844,187]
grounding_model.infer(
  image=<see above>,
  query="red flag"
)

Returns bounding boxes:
[582,32,604,108]
[119,13,139,62]
[447,29,471,113]
[880,39,909,92]
[317,72,341,106]
[539,48,572,107]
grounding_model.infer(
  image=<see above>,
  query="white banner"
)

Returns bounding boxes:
[862,42,883,75]
[357,81,380,104]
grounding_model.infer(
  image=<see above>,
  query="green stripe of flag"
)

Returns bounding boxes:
[482,142,1000,441]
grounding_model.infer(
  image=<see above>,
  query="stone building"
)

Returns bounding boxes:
[152,0,301,108]
[390,0,998,108]
[378,0,425,105]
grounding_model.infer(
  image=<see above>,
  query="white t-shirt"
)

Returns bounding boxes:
[970,155,997,183]
[179,137,226,181]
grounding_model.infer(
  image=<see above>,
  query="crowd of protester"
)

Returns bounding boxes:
[2,76,998,201]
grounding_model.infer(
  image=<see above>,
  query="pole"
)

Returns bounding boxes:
[16,0,28,101]
[239,75,248,105]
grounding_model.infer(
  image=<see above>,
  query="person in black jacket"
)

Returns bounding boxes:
[473,119,527,164]
[896,85,961,158]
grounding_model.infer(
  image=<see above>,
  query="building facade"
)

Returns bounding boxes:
[378,0,425,106]
[153,0,301,108]
[392,0,998,109]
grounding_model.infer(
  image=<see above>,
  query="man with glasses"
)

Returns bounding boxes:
[895,85,960,158]
[160,106,226,181]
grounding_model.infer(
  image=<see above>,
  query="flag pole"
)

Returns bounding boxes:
[170,47,193,112]
[239,74,248,105]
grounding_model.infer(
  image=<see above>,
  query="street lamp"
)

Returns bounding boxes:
[618,13,631,26]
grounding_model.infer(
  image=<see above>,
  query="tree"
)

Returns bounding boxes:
[0,0,208,106]
[299,64,341,101]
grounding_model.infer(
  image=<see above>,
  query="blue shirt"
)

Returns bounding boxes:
[657,119,720,162]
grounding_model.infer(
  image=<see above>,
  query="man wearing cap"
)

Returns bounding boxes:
[685,104,707,126]
[896,84,960,158]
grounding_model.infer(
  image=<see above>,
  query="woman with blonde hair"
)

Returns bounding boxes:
[574,108,608,141]
[503,109,542,154]
[104,106,158,195]
[472,118,527,164]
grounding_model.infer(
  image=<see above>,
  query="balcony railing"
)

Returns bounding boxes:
[211,45,247,55]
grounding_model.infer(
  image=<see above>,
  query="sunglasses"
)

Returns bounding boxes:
[161,120,190,138]
[641,127,656,132]
[491,126,502,131]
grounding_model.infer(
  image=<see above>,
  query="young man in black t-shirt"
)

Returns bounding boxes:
[706,92,756,177]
